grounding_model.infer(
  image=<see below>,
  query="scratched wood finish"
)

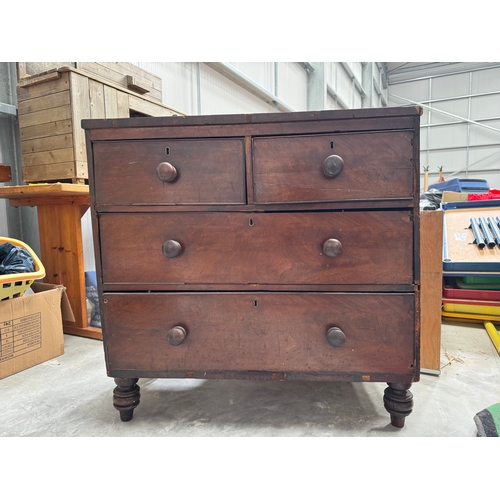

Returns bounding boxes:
[93,139,246,205]
[253,131,414,203]
[99,211,413,286]
[103,292,416,376]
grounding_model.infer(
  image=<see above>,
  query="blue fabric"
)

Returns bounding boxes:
[0,242,36,275]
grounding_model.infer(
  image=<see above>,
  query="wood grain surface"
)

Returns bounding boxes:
[253,131,414,203]
[99,211,414,286]
[103,292,416,376]
[93,138,246,205]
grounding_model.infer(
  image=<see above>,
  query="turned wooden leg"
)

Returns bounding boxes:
[113,378,140,422]
[383,382,413,428]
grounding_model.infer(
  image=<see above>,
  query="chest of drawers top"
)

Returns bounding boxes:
[83,106,422,211]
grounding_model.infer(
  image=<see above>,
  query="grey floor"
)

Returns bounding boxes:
[1,321,499,437]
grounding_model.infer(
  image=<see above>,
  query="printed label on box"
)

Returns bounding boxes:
[0,313,42,362]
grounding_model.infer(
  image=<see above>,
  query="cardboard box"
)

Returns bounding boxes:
[0,282,74,379]
[441,191,469,203]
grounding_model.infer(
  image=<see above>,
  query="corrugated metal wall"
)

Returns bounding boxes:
[134,62,376,115]
[388,63,500,191]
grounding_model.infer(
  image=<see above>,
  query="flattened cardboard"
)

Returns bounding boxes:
[0,283,72,379]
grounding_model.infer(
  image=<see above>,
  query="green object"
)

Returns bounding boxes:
[474,402,500,437]
[456,277,500,289]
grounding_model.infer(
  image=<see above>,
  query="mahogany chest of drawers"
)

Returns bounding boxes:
[82,106,422,428]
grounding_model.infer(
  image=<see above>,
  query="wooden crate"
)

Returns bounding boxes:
[18,62,163,102]
[17,64,182,184]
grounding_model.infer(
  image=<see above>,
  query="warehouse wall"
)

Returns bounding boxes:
[133,62,386,115]
[388,63,500,192]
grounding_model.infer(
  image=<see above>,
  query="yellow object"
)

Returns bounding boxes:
[484,321,500,354]
[0,237,45,300]
[443,302,500,316]
[442,310,500,323]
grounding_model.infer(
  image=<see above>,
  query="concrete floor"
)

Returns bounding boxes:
[1,321,499,437]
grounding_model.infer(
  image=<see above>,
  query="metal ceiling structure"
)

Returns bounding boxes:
[386,62,500,84]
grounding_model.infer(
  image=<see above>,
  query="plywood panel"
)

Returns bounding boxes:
[420,210,443,372]
[444,208,500,265]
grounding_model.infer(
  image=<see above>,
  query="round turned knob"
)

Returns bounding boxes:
[156,162,178,182]
[322,155,344,178]
[167,326,187,346]
[162,240,182,258]
[326,327,346,348]
[323,238,342,257]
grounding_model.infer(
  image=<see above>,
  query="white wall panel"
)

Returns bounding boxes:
[468,147,500,171]
[469,119,500,146]
[325,63,336,89]
[351,62,362,84]
[199,64,275,115]
[228,62,274,94]
[353,91,362,109]
[428,98,469,124]
[429,124,468,150]
[472,67,500,94]
[431,73,470,100]
[134,61,198,115]
[277,62,307,111]
[326,93,341,110]
[336,66,353,107]
[390,80,430,106]
[470,94,500,120]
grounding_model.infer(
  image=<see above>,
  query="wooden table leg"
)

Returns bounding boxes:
[36,204,102,340]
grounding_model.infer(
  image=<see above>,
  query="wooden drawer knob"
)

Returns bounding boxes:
[322,155,344,178]
[326,327,346,347]
[167,326,187,346]
[162,240,182,258]
[323,238,342,257]
[156,162,178,182]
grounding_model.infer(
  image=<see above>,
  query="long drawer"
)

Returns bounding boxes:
[103,292,416,376]
[92,138,246,205]
[253,131,414,203]
[99,211,414,286]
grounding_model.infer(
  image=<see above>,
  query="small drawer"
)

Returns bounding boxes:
[100,211,414,286]
[252,131,414,203]
[103,292,416,376]
[92,138,246,205]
